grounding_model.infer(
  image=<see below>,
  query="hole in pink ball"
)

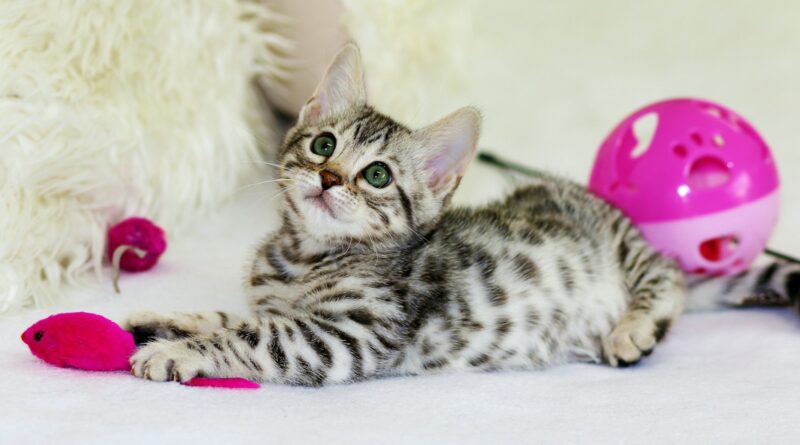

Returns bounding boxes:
[723,114,743,132]
[690,132,703,146]
[673,144,688,158]
[699,235,739,262]
[687,156,731,189]
[696,102,743,132]
[623,113,658,159]
[697,102,723,119]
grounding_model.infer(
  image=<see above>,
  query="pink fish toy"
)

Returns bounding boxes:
[21,312,260,390]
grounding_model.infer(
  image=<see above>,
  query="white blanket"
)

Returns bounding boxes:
[1,189,798,444]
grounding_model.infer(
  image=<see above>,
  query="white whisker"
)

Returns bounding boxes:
[237,178,294,192]
[244,159,285,169]
[407,225,427,242]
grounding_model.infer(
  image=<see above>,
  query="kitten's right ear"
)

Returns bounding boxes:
[299,44,367,124]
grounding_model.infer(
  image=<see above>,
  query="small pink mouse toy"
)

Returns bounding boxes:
[21,312,259,390]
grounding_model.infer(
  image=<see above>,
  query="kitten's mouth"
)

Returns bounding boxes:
[305,193,336,218]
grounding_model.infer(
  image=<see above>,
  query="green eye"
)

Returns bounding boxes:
[311,133,336,157]
[363,162,392,188]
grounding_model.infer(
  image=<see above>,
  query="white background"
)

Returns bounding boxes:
[2,1,800,443]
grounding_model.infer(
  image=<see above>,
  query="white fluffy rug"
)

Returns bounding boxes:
[0,0,287,313]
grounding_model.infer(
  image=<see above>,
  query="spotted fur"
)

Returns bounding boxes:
[126,45,800,386]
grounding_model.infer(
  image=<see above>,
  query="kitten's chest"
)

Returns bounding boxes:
[248,247,394,311]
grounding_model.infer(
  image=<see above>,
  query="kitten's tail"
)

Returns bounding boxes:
[686,259,800,313]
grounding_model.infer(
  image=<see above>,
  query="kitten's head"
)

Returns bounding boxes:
[277,45,481,251]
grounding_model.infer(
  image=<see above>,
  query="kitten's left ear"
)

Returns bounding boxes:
[416,107,482,196]
[299,44,367,124]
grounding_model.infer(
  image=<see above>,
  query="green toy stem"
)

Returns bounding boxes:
[477,151,545,177]
[763,248,800,264]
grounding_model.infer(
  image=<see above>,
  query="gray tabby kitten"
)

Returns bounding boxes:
[126,45,800,385]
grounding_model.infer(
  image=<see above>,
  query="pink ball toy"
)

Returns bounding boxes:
[589,98,780,275]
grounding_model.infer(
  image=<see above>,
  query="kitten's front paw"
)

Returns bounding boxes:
[603,317,658,367]
[130,339,210,383]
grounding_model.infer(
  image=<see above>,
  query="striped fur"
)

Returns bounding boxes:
[687,260,800,311]
[125,45,800,386]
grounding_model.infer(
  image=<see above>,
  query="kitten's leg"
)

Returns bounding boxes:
[122,311,244,345]
[604,224,687,367]
[130,309,403,385]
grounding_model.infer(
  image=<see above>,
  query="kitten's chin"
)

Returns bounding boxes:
[296,200,364,244]
[299,196,351,234]
[305,195,337,219]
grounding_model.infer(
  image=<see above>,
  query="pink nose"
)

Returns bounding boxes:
[320,170,343,190]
